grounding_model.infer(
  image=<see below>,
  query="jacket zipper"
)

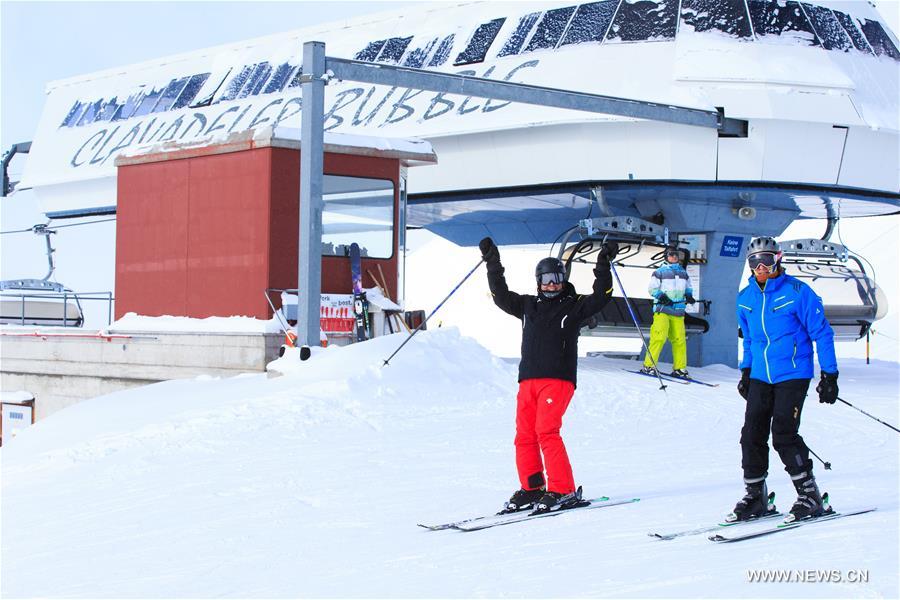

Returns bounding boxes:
[760,287,772,383]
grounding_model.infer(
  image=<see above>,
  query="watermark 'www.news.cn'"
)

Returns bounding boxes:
[748,569,870,583]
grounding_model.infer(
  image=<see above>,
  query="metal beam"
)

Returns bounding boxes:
[298,42,326,347]
[325,57,730,130]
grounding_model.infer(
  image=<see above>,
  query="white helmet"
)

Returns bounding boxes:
[747,236,780,255]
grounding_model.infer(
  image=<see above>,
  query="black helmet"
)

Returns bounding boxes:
[535,257,566,284]
[535,257,566,298]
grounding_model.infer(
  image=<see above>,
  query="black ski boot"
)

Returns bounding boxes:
[725,478,776,522]
[670,369,690,380]
[532,486,584,514]
[785,473,827,523]
[499,487,545,514]
[640,365,658,376]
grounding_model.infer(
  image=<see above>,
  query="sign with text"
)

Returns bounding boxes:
[720,236,744,258]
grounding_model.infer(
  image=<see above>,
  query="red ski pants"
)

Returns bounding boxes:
[515,378,576,494]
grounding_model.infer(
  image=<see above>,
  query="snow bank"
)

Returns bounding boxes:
[1,327,897,598]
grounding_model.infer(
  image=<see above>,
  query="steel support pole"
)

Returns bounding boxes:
[298,41,326,347]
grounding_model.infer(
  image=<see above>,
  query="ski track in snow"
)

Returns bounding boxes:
[1,327,897,598]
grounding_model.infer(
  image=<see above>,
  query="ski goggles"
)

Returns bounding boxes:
[747,252,779,271]
[538,271,565,285]
[665,249,680,259]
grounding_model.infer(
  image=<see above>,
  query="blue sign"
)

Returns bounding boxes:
[720,236,744,257]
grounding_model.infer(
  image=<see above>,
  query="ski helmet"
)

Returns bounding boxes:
[747,237,782,272]
[747,237,780,255]
[535,257,566,298]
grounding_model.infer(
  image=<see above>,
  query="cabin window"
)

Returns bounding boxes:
[153,77,190,113]
[61,101,86,127]
[402,37,438,68]
[606,0,678,43]
[260,64,295,95]
[748,0,819,46]
[322,176,395,260]
[454,18,506,65]
[832,10,873,53]
[131,88,166,118]
[800,4,853,51]
[524,6,577,52]
[427,35,456,66]
[378,37,414,63]
[498,12,541,56]
[74,99,102,126]
[858,19,900,60]
[173,73,211,108]
[96,98,121,122]
[680,0,752,38]
[355,40,386,62]
[217,65,256,103]
[560,1,618,46]
[238,63,273,98]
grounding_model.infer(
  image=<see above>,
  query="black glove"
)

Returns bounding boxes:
[685,294,696,305]
[657,293,673,306]
[737,368,751,400]
[597,241,619,263]
[816,371,839,404]
[479,237,499,263]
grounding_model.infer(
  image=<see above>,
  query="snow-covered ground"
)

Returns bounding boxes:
[2,325,898,596]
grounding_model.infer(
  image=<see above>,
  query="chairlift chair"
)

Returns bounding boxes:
[779,238,886,341]
[0,224,84,327]
[558,216,709,339]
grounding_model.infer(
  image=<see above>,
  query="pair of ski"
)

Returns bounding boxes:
[419,494,641,532]
[623,368,719,388]
[650,499,877,543]
[708,506,877,542]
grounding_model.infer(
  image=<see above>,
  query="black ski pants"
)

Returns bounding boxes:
[741,378,812,480]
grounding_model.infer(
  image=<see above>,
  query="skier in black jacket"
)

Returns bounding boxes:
[479,237,617,513]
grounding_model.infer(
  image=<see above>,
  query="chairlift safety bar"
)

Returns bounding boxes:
[780,239,849,261]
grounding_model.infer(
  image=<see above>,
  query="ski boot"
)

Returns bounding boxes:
[784,473,828,523]
[499,487,545,514]
[725,478,776,523]
[532,486,584,514]
[640,365,658,376]
[670,369,691,380]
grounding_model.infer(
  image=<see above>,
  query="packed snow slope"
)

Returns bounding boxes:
[2,328,898,598]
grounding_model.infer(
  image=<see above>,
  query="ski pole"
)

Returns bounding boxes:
[808,446,832,470]
[609,262,667,391]
[382,258,484,367]
[837,397,900,434]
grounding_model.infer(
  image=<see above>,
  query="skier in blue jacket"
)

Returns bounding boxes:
[729,237,839,524]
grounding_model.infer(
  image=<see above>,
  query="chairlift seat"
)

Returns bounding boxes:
[581,297,708,338]
[0,298,84,327]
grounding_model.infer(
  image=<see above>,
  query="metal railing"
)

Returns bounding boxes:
[0,291,114,328]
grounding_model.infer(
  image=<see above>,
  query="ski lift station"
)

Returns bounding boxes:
[2,0,899,418]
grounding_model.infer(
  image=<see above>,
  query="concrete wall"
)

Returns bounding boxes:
[0,331,283,420]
